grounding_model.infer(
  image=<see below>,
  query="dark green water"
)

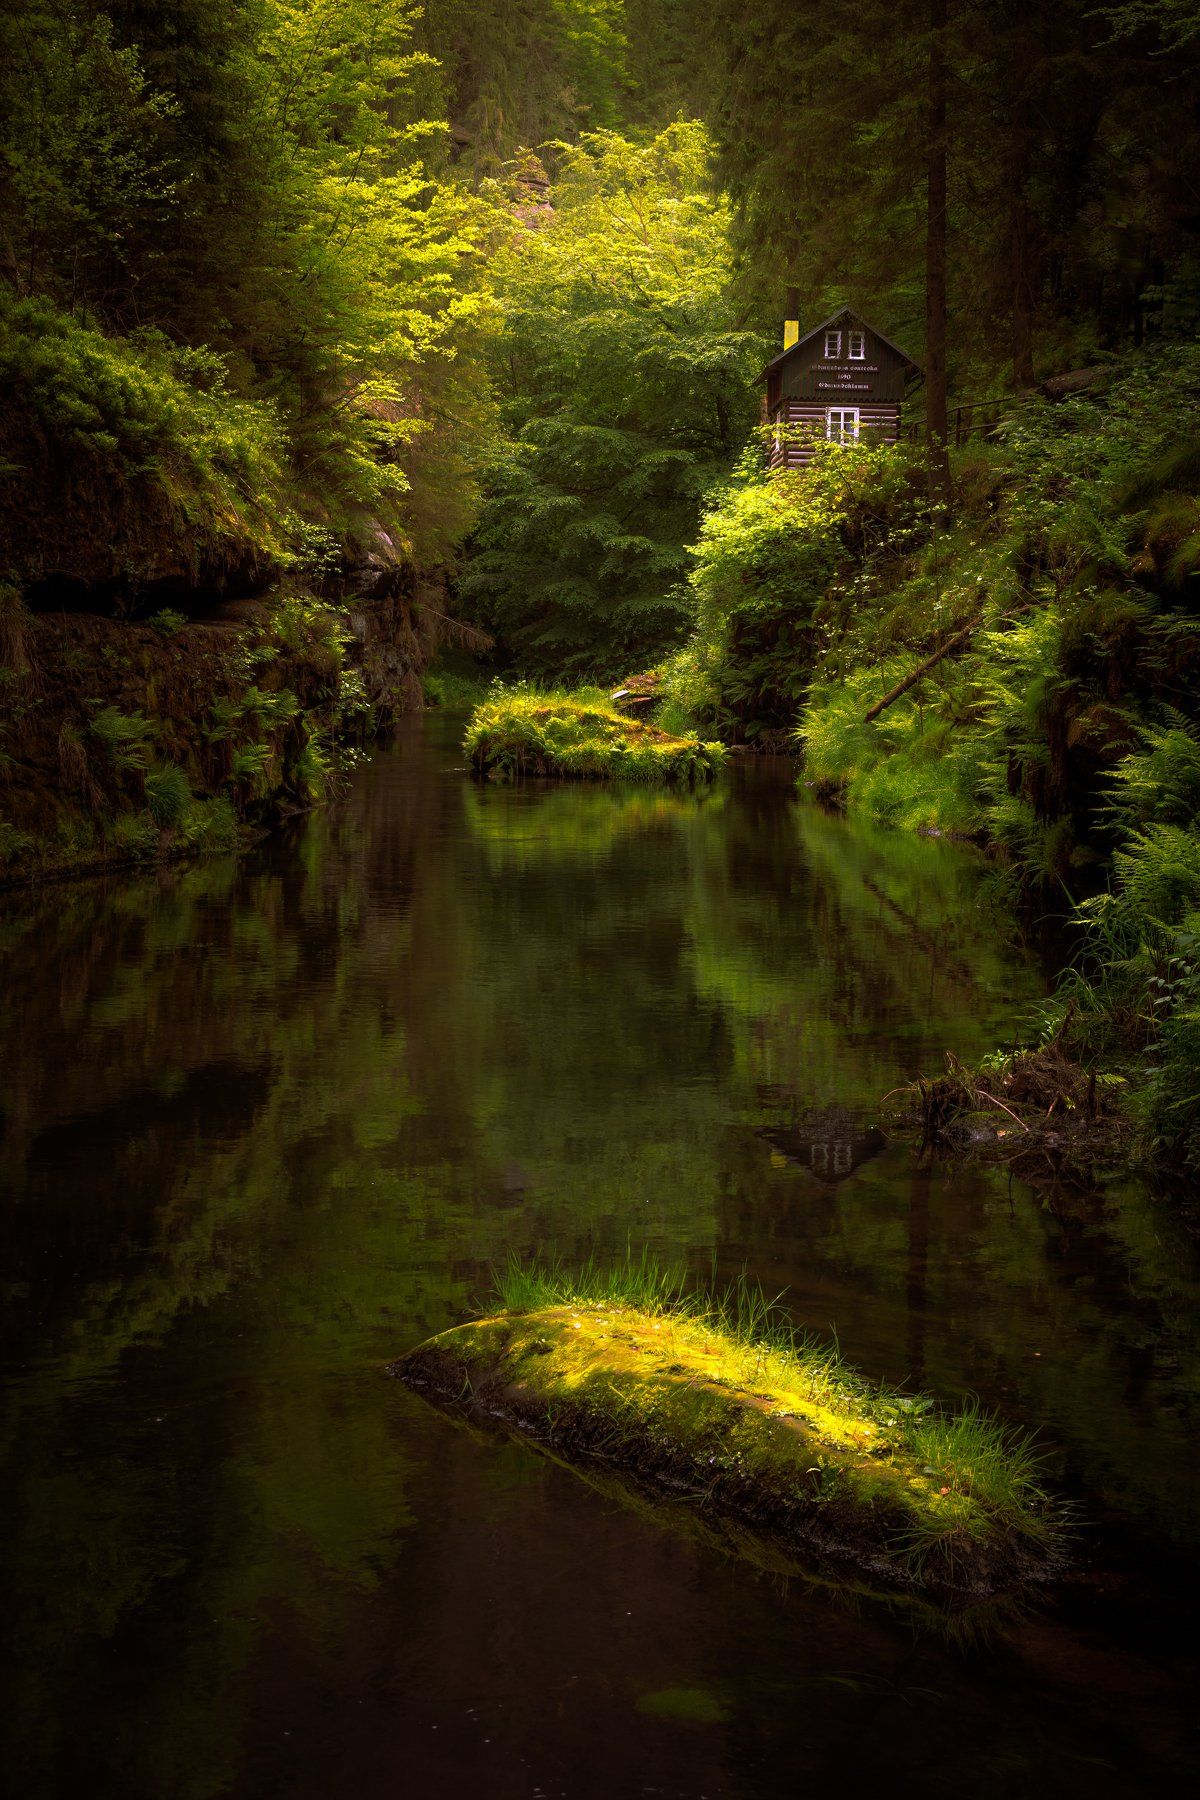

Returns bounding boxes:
[2,712,1198,1798]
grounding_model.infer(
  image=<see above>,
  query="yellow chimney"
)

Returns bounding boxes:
[783,285,800,350]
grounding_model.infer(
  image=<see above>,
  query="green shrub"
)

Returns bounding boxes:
[147,608,187,637]
[1051,805,1200,1171]
[108,811,158,859]
[143,761,192,828]
[294,736,332,804]
[180,796,240,853]
[799,662,988,834]
[683,442,923,738]
[0,293,293,569]
[1107,713,1200,830]
[242,685,300,728]
[230,742,273,786]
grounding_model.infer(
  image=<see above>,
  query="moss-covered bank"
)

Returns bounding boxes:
[465,689,726,784]
[394,1290,1064,1610]
[0,585,447,887]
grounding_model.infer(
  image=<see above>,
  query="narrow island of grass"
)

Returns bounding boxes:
[392,1258,1065,1612]
[463,688,725,784]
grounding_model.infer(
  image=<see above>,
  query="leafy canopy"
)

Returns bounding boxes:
[460,123,767,674]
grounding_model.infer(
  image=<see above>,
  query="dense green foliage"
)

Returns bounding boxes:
[662,443,923,739]
[0,0,489,573]
[0,592,370,878]
[0,292,293,574]
[460,126,764,673]
[792,352,1200,858]
[662,346,1200,1169]
[702,0,1200,389]
[418,0,630,170]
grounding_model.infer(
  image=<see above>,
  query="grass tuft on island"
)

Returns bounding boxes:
[392,1255,1065,1611]
[464,687,725,784]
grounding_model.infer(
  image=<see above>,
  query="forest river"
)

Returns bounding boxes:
[2,711,1198,1798]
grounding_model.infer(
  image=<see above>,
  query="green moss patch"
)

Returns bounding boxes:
[464,689,725,784]
[635,1686,729,1726]
[393,1275,1065,1612]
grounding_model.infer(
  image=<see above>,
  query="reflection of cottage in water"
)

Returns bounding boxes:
[760,1117,886,1186]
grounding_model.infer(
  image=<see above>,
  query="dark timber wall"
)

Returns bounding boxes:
[768,400,900,469]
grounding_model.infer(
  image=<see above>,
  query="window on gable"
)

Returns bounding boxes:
[826,407,860,443]
[848,330,866,360]
[823,330,841,359]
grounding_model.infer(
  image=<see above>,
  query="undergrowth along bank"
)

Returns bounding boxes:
[651,347,1200,1174]
[0,591,374,886]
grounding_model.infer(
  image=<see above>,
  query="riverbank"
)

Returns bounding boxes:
[885,1043,1138,1177]
[0,584,445,888]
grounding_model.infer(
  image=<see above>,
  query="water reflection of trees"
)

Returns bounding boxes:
[1,733,1198,1795]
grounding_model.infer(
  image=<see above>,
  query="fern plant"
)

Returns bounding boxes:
[89,705,156,775]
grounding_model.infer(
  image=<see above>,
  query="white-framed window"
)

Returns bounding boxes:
[826,406,860,442]
[823,329,842,359]
[848,329,866,360]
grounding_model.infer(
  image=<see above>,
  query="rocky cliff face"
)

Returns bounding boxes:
[0,548,483,885]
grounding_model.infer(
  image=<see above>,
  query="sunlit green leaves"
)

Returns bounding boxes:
[461,124,766,673]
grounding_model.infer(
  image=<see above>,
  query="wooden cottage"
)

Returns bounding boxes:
[760,297,923,470]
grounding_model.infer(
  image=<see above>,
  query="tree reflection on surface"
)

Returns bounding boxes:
[2,714,1198,1798]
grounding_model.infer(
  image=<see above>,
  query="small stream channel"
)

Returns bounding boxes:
[2,711,1197,1798]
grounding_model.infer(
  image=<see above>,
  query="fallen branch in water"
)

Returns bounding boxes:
[974,1090,1031,1132]
[885,1046,1131,1168]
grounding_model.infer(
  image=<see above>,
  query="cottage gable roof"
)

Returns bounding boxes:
[758,307,923,382]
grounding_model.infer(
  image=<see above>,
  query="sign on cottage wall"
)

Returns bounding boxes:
[817,363,881,394]
[782,338,909,403]
[767,314,920,414]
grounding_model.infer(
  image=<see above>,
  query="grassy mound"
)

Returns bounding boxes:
[464,688,726,784]
[393,1259,1064,1610]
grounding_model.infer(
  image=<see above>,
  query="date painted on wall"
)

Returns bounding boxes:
[818,362,881,387]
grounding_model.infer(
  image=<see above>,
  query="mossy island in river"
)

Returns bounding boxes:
[393,1261,1065,1615]
[464,689,725,784]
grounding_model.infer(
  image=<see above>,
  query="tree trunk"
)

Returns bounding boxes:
[1008,3,1037,388]
[925,0,951,503]
[1010,192,1036,388]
